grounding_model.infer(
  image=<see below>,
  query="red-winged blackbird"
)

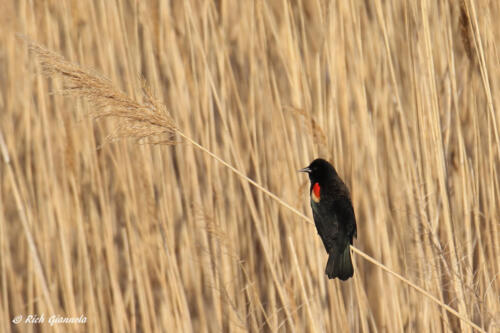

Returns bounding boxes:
[300,158,357,280]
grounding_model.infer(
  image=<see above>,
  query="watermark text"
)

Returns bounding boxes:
[12,314,87,326]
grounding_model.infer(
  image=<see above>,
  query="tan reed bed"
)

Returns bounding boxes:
[1,1,499,332]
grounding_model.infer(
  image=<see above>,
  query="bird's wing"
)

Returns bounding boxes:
[332,195,357,241]
[312,206,340,254]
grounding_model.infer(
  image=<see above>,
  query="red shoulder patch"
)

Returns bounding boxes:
[313,182,320,199]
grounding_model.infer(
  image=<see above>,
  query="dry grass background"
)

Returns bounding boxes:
[1,0,499,332]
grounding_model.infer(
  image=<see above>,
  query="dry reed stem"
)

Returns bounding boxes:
[459,0,474,63]
[23,39,486,332]
[0,131,58,332]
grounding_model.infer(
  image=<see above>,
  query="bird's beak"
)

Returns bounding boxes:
[298,167,311,173]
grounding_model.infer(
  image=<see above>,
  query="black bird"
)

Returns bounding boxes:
[299,158,357,280]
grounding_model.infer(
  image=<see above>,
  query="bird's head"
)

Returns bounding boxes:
[298,158,337,185]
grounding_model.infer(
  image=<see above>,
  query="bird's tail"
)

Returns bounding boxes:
[325,246,353,281]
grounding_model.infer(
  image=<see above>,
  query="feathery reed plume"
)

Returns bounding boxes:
[287,105,328,147]
[27,40,177,144]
